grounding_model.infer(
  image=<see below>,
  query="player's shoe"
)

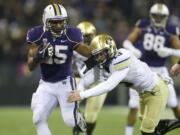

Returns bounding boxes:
[73,126,80,135]
[73,112,87,135]
[154,119,180,135]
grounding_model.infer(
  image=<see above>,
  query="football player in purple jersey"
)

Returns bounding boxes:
[26,4,91,135]
[123,3,180,135]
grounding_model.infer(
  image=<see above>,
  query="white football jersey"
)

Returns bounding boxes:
[80,49,160,99]
[114,49,159,91]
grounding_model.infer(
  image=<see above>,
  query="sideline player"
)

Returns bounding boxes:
[73,21,109,135]
[26,4,91,135]
[123,3,180,135]
[68,34,180,135]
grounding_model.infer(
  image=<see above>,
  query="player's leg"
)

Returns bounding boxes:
[160,68,180,119]
[31,80,58,135]
[58,77,87,135]
[167,83,180,119]
[125,88,139,135]
[140,78,169,134]
[84,93,107,135]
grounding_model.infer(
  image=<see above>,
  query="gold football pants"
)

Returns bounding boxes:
[139,78,169,133]
[84,85,107,123]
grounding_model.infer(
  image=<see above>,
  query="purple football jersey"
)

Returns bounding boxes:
[135,19,179,67]
[26,25,83,82]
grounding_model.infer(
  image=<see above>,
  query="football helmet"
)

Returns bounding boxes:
[77,21,96,45]
[43,4,68,37]
[90,34,117,64]
[150,3,169,27]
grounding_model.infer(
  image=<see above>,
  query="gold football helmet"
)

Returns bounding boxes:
[77,21,96,45]
[90,34,117,64]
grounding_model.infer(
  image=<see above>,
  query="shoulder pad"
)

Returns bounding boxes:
[111,49,132,72]
[26,25,44,44]
[166,25,180,36]
[135,19,150,29]
[66,26,83,43]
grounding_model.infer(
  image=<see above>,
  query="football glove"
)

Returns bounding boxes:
[83,55,98,74]
[157,47,172,57]
[34,43,54,63]
[157,47,180,58]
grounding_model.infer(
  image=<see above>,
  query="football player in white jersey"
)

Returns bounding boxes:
[27,4,92,135]
[73,21,110,135]
[68,34,180,135]
[122,3,180,135]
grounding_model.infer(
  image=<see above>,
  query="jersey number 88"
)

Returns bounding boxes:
[143,33,165,52]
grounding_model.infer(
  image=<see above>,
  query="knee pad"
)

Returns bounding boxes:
[129,98,140,108]
[129,88,140,108]
[167,85,178,107]
[64,117,76,127]
[32,109,48,125]
[167,98,178,108]
[141,117,156,133]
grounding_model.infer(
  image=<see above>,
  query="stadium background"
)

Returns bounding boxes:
[0,0,180,135]
[0,0,179,106]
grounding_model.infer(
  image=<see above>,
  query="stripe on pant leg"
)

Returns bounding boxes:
[70,76,78,126]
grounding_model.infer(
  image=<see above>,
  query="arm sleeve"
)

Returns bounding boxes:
[77,69,96,90]
[166,25,180,36]
[66,27,84,47]
[135,19,150,29]
[26,26,43,45]
[79,68,129,99]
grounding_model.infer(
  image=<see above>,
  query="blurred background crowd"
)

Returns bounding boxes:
[0,0,180,105]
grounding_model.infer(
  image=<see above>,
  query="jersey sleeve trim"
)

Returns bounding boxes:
[65,32,81,49]
[27,30,45,44]
[112,57,131,71]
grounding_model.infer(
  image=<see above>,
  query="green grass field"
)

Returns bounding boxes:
[0,106,179,135]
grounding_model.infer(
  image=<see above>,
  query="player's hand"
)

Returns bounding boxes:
[157,47,172,57]
[170,63,180,76]
[67,91,81,103]
[35,43,54,62]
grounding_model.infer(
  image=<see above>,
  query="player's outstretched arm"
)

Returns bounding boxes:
[67,68,129,102]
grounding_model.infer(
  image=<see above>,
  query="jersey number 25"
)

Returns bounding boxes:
[46,45,68,64]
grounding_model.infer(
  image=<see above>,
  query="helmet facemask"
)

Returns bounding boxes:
[93,49,109,64]
[46,18,68,37]
[150,13,168,27]
[83,33,95,45]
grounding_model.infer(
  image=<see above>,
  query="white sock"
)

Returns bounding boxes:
[125,126,134,135]
[36,122,52,135]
